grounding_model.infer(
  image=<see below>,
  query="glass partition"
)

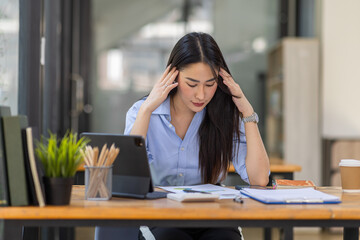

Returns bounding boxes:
[91,0,278,134]
[0,0,19,114]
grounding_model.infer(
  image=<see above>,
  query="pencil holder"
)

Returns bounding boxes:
[85,165,112,200]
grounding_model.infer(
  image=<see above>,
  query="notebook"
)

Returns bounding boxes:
[80,133,167,199]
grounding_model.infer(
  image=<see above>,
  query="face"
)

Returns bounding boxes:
[175,62,218,113]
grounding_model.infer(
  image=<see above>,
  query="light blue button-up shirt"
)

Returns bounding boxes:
[124,97,249,186]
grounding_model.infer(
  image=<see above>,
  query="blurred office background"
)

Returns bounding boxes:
[1,0,360,239]
[91,0,279,137]
[3,0,360,199]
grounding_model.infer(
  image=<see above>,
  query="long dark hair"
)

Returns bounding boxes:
[167,32,240,183]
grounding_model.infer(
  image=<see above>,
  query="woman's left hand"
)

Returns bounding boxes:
[219,68,254,117]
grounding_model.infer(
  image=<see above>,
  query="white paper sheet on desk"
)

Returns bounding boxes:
[158,184,241,199]
[240,187,341,204]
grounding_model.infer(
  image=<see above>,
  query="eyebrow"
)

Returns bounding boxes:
[185,77,216,83]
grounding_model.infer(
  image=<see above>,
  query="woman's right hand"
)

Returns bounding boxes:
[141,65,179,113]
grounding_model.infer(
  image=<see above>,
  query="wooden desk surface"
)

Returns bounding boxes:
[1,186,360,221]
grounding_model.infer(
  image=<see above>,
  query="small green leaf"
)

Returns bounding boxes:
[35,130,90,177]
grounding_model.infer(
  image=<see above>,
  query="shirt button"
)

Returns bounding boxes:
[180,147,184,151]
[168,124,172,128]
[179,173,183,177]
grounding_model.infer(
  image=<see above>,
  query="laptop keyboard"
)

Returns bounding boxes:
[145,191,168,199]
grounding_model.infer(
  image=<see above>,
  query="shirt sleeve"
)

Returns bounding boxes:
[124,103,138,135]
[232,120,249,184]
[123,100,154,163]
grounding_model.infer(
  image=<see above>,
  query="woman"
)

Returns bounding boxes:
[125,32,269,240]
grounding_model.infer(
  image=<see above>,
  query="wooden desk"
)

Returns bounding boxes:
[75,162,300,240]
[1,186,360,240]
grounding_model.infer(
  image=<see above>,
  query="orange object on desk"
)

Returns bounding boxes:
[77,163,85,171]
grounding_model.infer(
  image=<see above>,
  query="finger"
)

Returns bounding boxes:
[220,71,235,84]
[225,78,240,91]
[165,70,179,85]
[161,67,177,84]
[221,75,232,87]
[160,67,176,83]
[222,78,233,88]
[223,80,243,98]
[219,68,231,77]
[163,82,178,94]
[158,65,171,83]
[220,73,236,88]
[219,70,231,80]
[221,73,238,89]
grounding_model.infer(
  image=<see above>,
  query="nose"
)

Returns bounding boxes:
[195,85,205,100]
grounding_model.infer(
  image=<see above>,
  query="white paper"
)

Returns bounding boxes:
[159,184,240,199]
[240,187,341,204]
[167,193,219,202]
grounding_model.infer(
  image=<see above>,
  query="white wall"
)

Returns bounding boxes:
[322,0,360,138]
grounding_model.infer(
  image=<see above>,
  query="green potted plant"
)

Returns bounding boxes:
[35,131,89,205]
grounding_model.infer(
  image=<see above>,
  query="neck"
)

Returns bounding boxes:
[171,93,195,118]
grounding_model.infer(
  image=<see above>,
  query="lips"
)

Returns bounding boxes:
[192,102,204,107]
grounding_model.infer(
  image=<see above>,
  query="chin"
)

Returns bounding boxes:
[192,108,204,113]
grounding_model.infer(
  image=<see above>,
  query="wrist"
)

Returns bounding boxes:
[242,111,254,118]
[241,106,254,118]
[139,103,154,117]
[234,97,253,117]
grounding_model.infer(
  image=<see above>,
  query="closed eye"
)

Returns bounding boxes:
[187,83,197,88]
[206,83,215,87]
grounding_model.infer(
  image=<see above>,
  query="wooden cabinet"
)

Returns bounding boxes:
[266,38,321,183]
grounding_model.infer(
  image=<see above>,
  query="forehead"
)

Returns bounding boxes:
[179,62,217,80]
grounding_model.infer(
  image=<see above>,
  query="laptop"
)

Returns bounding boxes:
[80,133,167,199]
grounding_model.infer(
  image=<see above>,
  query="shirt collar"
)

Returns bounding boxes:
[152,96,206,120]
